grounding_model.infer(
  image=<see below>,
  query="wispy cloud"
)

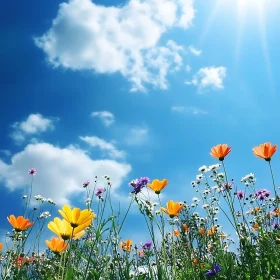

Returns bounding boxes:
[91,111,115,127]
[171,106,207,115]
[0,143,131,205]
[185,66,227,92]
[188,45,202,56]
[34,0,195,91]
[125,127,149,146]
[80,136,125,159]
[185,64,191,72]
[10,114,56,144]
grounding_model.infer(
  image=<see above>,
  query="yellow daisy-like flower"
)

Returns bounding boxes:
[45,237,68,254]
[147,179,168,194]
[160,200,184,218]
[58,205,95,228]
[48,217,90,240]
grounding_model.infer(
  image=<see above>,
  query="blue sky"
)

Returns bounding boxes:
[1,0,280,244]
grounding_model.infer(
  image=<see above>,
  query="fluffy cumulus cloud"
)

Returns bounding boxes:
[80,136,125,159]
[35,0,195,91]
[186,66,227,92]
[91,111,115,127]
[10,114,56,144]
[0,143,131,205]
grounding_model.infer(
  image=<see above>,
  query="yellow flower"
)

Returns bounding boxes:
[252,142,277,161]
[210,144,231,161]
[160,200,184,218]
[147,179,168,194]
[58,205,95,228]
[45,237,68,253]
[120,239,132,252]
[7,215,34,232]
[48,218,89,240]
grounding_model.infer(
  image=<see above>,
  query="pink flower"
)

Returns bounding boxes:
[28,168,36,175]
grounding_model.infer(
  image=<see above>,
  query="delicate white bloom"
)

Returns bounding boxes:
[47,198,55,204]
[191,203,196,207]
[192,197,200,202]
[209,164,221,170]
[22,195,27,199]
[199,165,208,173]
[203,189,211,195]
[196,174,203,180]
[39,211,51,219]
[202,204,210,209]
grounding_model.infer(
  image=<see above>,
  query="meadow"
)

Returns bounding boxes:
[0,142,279,280]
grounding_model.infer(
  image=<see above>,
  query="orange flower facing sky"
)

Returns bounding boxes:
[46,237,68,254]
[147,179,168,194]
[160,200,184,218]
[210,144,231,161]
[7,215,34,232]
[252,142,277,161]
[120,239,132,252]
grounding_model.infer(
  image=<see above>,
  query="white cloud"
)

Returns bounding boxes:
[186,66,227,91]
[91,111,115,127]
[80,136,125,159]
[125,127,149,146]
[188,45,201,56]
[0,143,131,205]
[34,0,195,91]
[10,114,56,144]
[171,106,207,115]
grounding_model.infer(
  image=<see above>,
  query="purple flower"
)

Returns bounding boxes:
[273,222,279,230]
[236,190,245,200]
[206,264,221,277]
[28,168,36,175]
[142,241,153,251]
[129,177,150,194]
[95,188,106,197]
[255,189,270,200]
[83,180,90,188]
[221,182,234,191]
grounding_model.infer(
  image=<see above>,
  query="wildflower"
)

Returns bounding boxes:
[7,215,34,232]
[221,182,234,191]
[252,223,259,231]
[199,165,208,173]
[207,226,217,236]
[202,204,210,209]
[182,224,190,232]
[0,243,2,250]
[199,228,206,235]
[255,189,270,200]
[174,229,180,236]
[192,197,200,203]
[160,200,184,218]
[252,142,277,161]
[120,239,132,252]
[129,177,150,194]
[142,241,153,250]
[22,195,27,199]
[48,218,88,240]
[209,164,221,170]
[47,198,55,204]
[236,190,245,200]
[39,211,51,219]
[272,208,280,217]
[205,264,221,277]
[138,251,144,257]
[83,180,90,188]
[147,179,168,194]
[45,237,67,253]
[192,258,199,266]
[28,168,36,175]
[95,188,106,198]
[58,205,95,228]
[210,144,231,161]
[272,222,279,230]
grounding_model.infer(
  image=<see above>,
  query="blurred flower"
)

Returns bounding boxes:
[138,251,144,257]
[7,215,34,232]
[207,226,217,236]
[48,218,88,240]
[22,195,27,199]
[252,142,277,161]
[142,241,153,250]
[39,211,51,219]
[236,190,245,200]
[272,208,280,217]
[252,223,259,231]
[58,205,95,228]
[46,237,67,253]
[182,224,190,232]
[83,180,90,188]
[199,165,208,173]
[147,179,168,194]
[174,229,180,236]
[255,189,270,200]
[160,200,184,218]
[272,222,279,230]
[28,168,36,175]
[221,182,234,191]
[0,243,2,250]
[95,188,106,197]
[205,264,221,277]
[210,144,231,161]
[199,228,206,235]
[120,239,132,252]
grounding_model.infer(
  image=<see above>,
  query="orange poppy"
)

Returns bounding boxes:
[252,223,259,231]
[160,200,185,218]
[252,142,277,161]
[7,215,34,232]
[210,144,231,161]
[182,224,190,232]
[120,239,132,252]
[138,251,144,257]
[147,179,168,194]
[0,243,3,250]
[199,228,206,235]
[174,229,180,236]
[45,237,68,253]
[207,226,217,236]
